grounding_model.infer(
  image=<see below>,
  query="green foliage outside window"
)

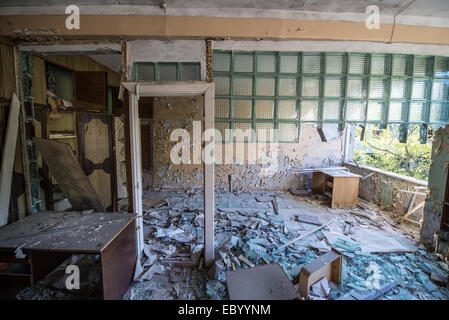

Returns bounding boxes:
[353,125,431,181]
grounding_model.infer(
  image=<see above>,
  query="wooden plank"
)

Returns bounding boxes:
[238,254,255,268]
[0,94,20,227]
[399,201,425,224]
[277,218,337,251]
[33,138,105,212]
[299,249,342,298]
[204,84,215,267]
[332,177,359,209]
[129,93,143,253]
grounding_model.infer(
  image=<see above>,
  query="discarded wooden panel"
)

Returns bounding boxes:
[299,248,342,298]
[33,138,105,212]
[0,94,20,227]
[78,113,115,211]
[226,263,298,300]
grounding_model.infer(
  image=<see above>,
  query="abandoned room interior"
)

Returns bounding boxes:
[0,0,449,302]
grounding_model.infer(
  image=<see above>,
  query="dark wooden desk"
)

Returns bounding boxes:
[0,211,137,300]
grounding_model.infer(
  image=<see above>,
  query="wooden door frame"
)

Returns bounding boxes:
[121,81,215,266]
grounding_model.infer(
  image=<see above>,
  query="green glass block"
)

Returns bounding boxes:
[278,123,298,142]
[255,100,274,119]
[388,102,403,121]
[349,54,368,74]
[214,76,230,95]
[181,63,200,80]
[278,77,297,96]
[371,55,387,75]
[413,56,429,76]
[256,123,275,141]
[346,101,365,121]
[136,63,155,81]
[278,100,297,120]
[302,77,320,97]
[392,56,408,76]
[159,63,177,81]
[409,102,424,122]
[324,77,343,97]
[233,122,253,141]
[301,100,319,121]
[280,54,298,73]
[303,54,322,74]
[215,122,230,142]
[390,79,406,99]
[369,78,387,99]
[234,77,253,96]
[434,57,449,78]
[429,103,448,122]
[432,81,449,100]
[323,101,341,120]
[234,54,253,72]
[326,55,345,74]
[213,52,231,71]
[256,77,275,96]
[412,80,427,99]
[257,54,276,73]
[215,99,230,118]
[347,78,365,98]
[233,99,252,118]
[367,101,383,121]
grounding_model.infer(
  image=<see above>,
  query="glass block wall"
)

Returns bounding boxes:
[134,62,201,81]
[213,51,449,143]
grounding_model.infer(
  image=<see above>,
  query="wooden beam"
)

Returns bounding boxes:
[2,15,449,45]
[399,201,425,224]
[277,218,337,251]
[124,81,215,266]
[129,93,143,254]
[0,93,20,226]
[204,84,215,267]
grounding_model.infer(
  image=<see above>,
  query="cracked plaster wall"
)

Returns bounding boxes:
[150,95,343,192]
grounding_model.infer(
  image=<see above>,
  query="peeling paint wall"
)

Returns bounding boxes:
[152,96,204,190]
[215,124,343,192]
[151,95,343,191]
[346,163,427,223]
[421,125,449,252]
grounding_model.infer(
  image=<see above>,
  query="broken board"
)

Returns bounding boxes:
[33,138,105,212]
[226,263,298,300]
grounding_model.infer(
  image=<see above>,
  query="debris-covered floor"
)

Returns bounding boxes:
[122,190,449,300]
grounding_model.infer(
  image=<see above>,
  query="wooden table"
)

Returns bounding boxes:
[0,211,137,300]
[312,168,362,209]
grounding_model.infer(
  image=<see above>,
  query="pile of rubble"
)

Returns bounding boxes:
[124,190,449,300]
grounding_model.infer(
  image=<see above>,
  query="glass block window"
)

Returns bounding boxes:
[134,62,201,81]
[213,51,449,142]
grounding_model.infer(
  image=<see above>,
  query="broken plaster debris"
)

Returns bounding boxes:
[17,190,449,300]
[121,190,449,301]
